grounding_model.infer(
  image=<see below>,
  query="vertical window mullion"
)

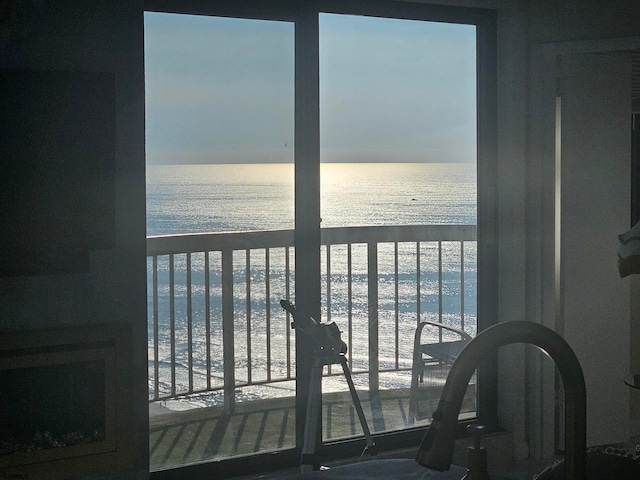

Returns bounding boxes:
[294,8,321,452]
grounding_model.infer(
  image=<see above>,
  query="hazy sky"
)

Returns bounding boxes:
[144,12,476,165]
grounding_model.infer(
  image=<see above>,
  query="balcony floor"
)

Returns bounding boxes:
[150,388,416,471]
[150,386,476,472]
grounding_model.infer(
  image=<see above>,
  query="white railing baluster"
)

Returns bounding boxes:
[461,241,465,332]
[285,246,291,379]
[265,248,271,382]
[222,248,235,414]
[187,252,193,393]
[326,244,331,324]
[394,242,399,370]
[367,242,379,393]
[153,255,159,400]
[246,249,252,385]
[326,244,332,375]
[347,243,353,367]
[438,242,443,344]
[416,242,421,325]
[169,254,176,397]
[205,251,211,391]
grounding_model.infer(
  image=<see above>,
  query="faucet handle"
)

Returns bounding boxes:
[467,424,485,450]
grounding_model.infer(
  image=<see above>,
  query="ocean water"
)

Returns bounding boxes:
[146,162,477,408]
[146,162,476,234]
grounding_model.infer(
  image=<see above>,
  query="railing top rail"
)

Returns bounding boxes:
[147,224,477,256]
[147,229,295,256]
[321,224,476,245]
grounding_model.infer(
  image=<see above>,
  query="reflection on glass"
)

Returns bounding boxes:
[319,14,477,439]
[145,13,295,469]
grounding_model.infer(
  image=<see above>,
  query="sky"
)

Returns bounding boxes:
[144,12,476,165]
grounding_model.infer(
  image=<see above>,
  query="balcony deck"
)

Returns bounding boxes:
[150,389,407,470]
[149,386,476,471]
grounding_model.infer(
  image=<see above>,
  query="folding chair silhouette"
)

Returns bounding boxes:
[408,321,472,424]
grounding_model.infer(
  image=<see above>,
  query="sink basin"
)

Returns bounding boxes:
[290,458,518,479]
[291,459,466,479]
[534,449,640,480]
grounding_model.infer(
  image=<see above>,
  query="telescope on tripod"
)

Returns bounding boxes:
[281,299,346,355]
[280,299,377,472]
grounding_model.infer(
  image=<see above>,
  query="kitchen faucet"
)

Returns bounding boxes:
[416,321,587,480]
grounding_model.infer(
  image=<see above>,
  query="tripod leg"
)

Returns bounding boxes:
[301,358,324,472]
[338,355,377,455]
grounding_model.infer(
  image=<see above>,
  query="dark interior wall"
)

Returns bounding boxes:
[0,68,116,277]
[522,0,640,453]
[0,1,147,478]
[527,0,640,44]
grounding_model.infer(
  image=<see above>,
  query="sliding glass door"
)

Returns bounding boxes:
[144,2,496,476]
[145,12,297,470]
[318,13,477,441]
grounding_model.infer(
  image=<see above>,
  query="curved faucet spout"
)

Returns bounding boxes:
[416,321,586,480]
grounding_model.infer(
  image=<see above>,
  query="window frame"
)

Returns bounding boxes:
[144,1,497,477]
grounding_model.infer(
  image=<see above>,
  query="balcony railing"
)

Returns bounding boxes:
[147,225,477,413]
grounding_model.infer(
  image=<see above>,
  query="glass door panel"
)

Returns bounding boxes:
[144,12,295,470]
[319,13,478,440]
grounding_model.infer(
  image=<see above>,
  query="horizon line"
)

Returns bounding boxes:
[147,159,477,166]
